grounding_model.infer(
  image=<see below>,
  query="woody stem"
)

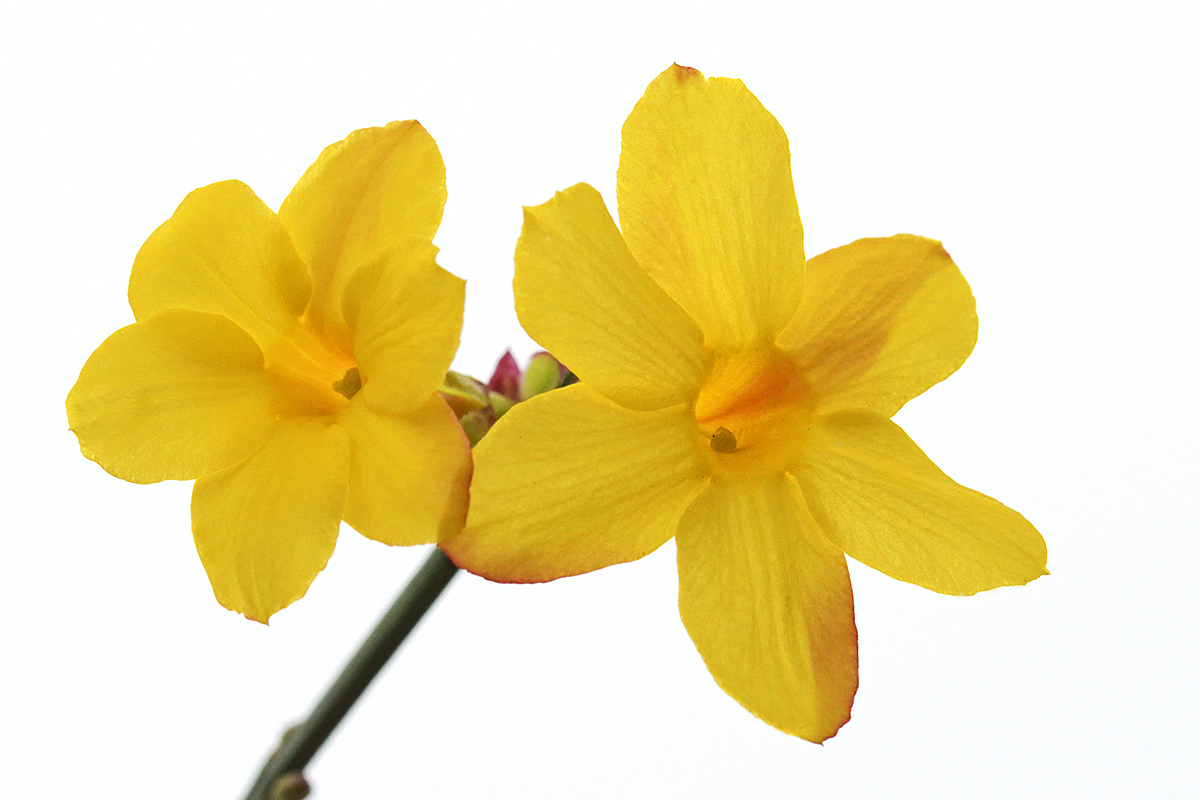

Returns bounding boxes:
[242,547,460,800]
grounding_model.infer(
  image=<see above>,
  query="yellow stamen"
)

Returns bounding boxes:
[710,426,739,453]
[332,367,362,400]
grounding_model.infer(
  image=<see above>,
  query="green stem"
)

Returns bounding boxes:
[243,547,460,800]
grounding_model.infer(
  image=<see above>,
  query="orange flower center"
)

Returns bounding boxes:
[263,318,358,417]
[693,347,814,478]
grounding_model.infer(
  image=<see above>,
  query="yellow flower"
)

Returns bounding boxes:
[442,66,1048,742]
[68,122,472,623]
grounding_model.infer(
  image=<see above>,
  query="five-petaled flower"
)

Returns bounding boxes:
[68,122,472,623]
[443,66,1048,742]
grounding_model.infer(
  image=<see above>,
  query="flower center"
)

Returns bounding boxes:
[693,347,813,478]
[263,319,358,417]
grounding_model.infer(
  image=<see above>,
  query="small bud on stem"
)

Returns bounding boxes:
[270,772,310,800]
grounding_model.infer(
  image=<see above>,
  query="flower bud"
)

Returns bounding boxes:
[520,351,568,400]
[439,371,491,418]
[487,351,522,401]
[488,390,515,419]
[458,405,498,447]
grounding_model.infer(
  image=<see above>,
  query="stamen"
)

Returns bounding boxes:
[332,367,362,400]
[710,426,738,453]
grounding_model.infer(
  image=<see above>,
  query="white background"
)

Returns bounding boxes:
[3,1,1197,797]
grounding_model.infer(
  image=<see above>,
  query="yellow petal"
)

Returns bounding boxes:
[677,475,858,743]
[442,383,708,582]
[777,235,977,416]
[515,183,709,410]
[337,396,472,547]
[278,121,446,347]
[617,65,805,347]
[66,310,277,484]
[797,411,1048,595]
[128,180,312,354]
[340,239,465,416]
[192,418,350,623]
